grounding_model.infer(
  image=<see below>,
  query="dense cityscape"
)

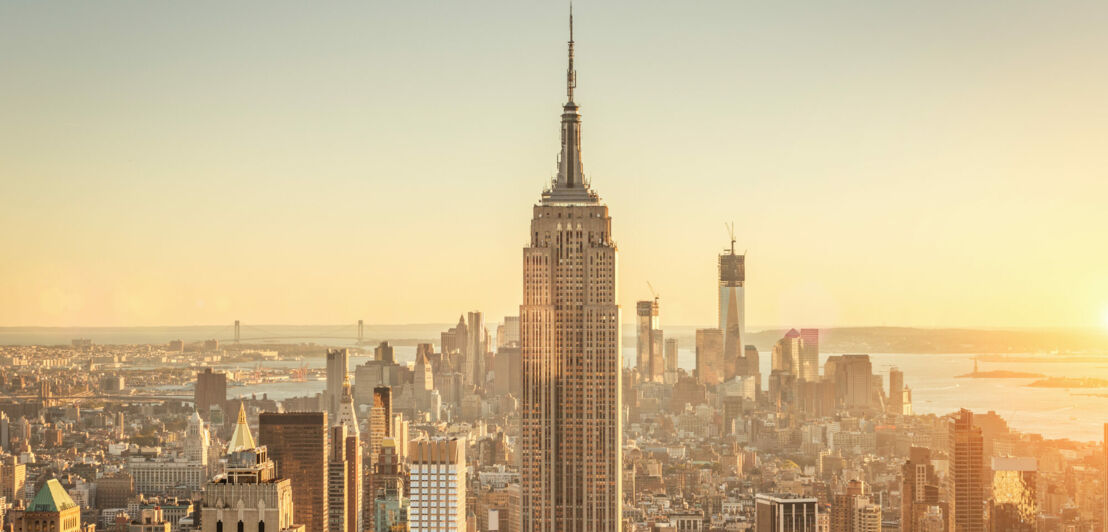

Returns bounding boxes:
[3,7,1108,532]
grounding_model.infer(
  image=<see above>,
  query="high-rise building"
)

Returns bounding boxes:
[989,457,1037,532]
[798,328,819,382]
[184,411,210,469]
[824,355,873,410]
[414,347,434,392]
[0,412,10,453]
[328,425,349,532]
[695,328,724,385]
[331,381,362,532]
[950,409,985,532]
[364,387,393,527]
[8,479,81,532]
[492,346,521,398]
[372,341,393,364]
[391,414,410,462]
[95,472,134,510]
[745,345,762,397]
[201,405,304,532]
[325,348,349,419]
[889,368,904,415]
[195,368,227,421]
[635,299,663,383]
[768,370,797,412]
[409,439,466,531]
[901,447,944,532]
[259,412,329,532]
[441,316,468,357]
[1,454,26,504]
[1104,423,1107,532]
[755,494,818,532]
[831,480,880,532]
[465,311,487,387]
[520,11,622,530]
[772,330,801,376]
[497,316,521,348]
[354,350,401,408]
[368,387,392,466]
[370,438,409,532]
[853,503,882,532]
[664,338,679,385]
[719,236,745,369]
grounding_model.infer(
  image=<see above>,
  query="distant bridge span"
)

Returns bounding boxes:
[212,320,369,344]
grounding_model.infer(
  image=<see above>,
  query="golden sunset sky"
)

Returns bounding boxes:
[1,1,1106,328]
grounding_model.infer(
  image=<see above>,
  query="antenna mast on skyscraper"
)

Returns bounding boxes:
[567,3,576,103]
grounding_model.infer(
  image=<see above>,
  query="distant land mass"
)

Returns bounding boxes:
[660,326,1108,355]
[1026,377,1108,389]
[1,324,1106,354]
[955,370,1045,379]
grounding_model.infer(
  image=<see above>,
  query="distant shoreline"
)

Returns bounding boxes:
[2,324,1107,354]
[1026,377,1108,389]
[955,370,1045,379]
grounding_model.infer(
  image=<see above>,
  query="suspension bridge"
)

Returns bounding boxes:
[214,320,371,344]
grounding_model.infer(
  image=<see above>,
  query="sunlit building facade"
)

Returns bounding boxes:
[718,241,745,368]
[951,409,985,532]
[408,439,465,531]
[636,299,663,383]
[989,457,1037,532]
[520,11,622,530]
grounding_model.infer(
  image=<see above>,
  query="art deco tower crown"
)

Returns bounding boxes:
[542,6,599,205]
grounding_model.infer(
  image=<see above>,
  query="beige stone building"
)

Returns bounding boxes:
[200,404,303,532]
[520,10,622,531]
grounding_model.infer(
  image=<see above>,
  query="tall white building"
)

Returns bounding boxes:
[183,411,210,472]
[520,10,622,530]
[408,439,465,531]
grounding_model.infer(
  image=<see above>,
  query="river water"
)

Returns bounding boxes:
[4,326,1103,442]
[222,346,1107,442]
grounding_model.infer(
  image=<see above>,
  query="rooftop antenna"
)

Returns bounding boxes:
[567,3,576,103]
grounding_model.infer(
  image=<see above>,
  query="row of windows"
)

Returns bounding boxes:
[213,520,264,532]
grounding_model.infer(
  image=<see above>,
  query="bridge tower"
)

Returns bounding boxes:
[357,320,364,343]
[234,320,240,343]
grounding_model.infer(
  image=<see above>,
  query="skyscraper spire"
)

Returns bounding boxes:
[543,4,598,204]
[567,4,576,103]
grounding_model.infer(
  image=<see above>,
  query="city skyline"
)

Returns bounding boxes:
[2,2,1107,329]
[1,5,1107,531]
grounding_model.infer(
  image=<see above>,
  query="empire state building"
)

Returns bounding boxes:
[519,10,622,532]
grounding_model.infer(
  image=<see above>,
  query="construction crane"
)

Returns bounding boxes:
[646,281,659,303]
[725,221,736,255]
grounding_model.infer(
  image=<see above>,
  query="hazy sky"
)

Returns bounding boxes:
[2,1,1106,329]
